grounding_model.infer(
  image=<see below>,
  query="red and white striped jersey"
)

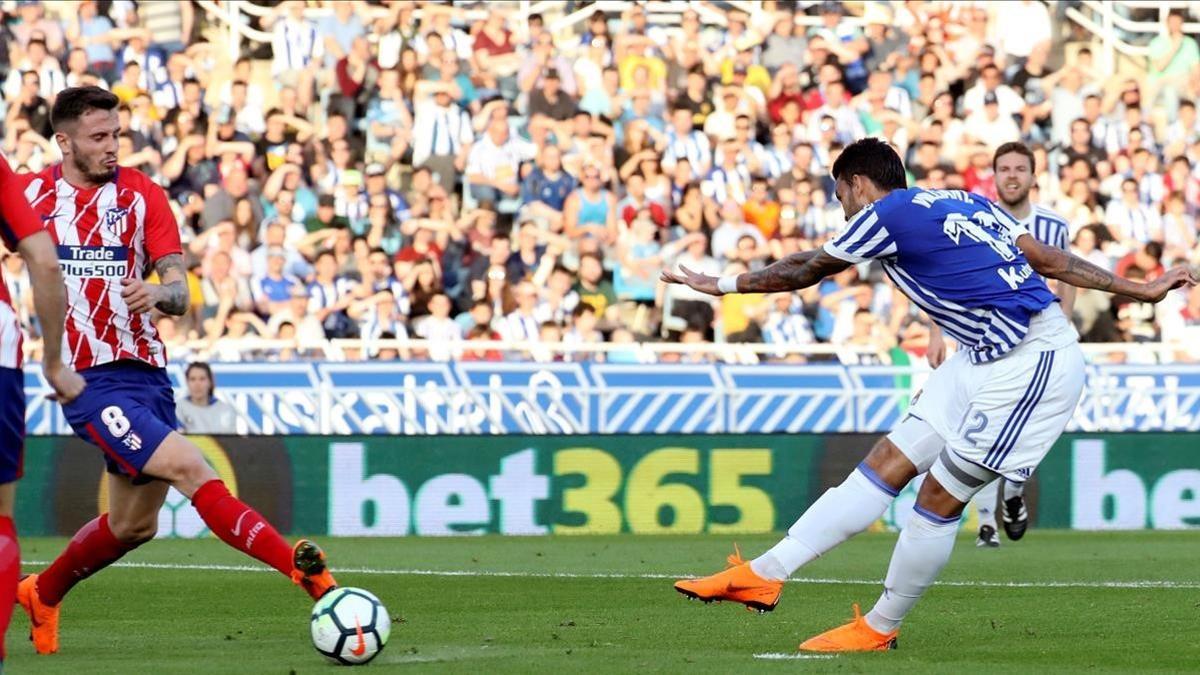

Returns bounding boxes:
[20,165,182,371]
[0,156,46,369]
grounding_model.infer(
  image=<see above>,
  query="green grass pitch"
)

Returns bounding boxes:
[8,531,1199,673]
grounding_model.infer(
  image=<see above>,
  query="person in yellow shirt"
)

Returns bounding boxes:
[617,35,667,92]
[720,54,772,97]
[719,262,767,339]
[110,61,145,104]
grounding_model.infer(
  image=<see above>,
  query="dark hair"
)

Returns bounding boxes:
[50,86,119,131]
[572,303,595,319]
[185,362,216,399]
[831,137,907,191]
[992,141,1035,172]
[1143,241,1163,260]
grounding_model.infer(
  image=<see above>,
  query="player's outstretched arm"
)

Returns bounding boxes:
[17,231,86,402]
[660,249,851,296]
[1016,234,1197,303]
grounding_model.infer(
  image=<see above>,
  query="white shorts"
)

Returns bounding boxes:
[892,304,1085,485]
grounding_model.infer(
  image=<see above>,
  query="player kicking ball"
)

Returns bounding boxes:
[0,155,87,669]
[662,138,1195,652]
[13,87,339,656]
[927,142,1075,547]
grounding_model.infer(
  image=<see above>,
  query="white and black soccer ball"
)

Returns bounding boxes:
[311,587,391,665]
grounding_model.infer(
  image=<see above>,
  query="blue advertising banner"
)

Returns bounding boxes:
[21,362,1200,435]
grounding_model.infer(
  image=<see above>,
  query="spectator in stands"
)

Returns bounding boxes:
[251,247,301,317]
[3,0,1196,367]
[1106,177,1163,250]
[466,113,521,205]
[176,362,240,434]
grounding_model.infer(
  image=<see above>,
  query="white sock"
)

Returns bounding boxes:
[750,464,898,581]
[865,506,959,633]
[1003,479,1025,501]
[972,478,999,529]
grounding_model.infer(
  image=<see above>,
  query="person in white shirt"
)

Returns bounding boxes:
[3,38,65,101]
[358,289,410,358]
[702,138,753,213]
[562,303,605,362]
[270,0,323,84]
[963,92,1022,151]
[414,293,464,361]
[762,293,815,360]
[1105,177,1162,249]
[466,115,522,205]
[666,233,721,332]
[499,281,543,349]
[807,80,865,145]
[994,0,1052,63]
[412,87,474,194]
[176,363,241,434]
[962,65,1026,121]
[710,201,766,265]
[662,105,712,179]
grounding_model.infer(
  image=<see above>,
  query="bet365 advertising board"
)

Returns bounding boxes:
[16,434,1200,537]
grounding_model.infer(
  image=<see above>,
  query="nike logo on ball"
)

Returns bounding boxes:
[351,619,367,656]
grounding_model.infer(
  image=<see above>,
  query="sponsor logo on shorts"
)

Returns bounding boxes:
[1015,466,1033,479]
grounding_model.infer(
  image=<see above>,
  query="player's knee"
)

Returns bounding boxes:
[109,515,157,545]
[861,437,919,491]
[914,475,966,520]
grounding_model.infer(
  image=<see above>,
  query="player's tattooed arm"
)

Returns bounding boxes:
[660,249,852,296]
[153,253,190,315]
[734,250,853,293]
[1019,235,1198,303]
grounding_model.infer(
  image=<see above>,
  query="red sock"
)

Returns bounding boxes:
[192,480,293,577]
[38,514,139,606]
[0,516,17,661]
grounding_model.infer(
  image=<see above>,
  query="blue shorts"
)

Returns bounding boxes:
[63,360,179,483]
[0,367,24,484]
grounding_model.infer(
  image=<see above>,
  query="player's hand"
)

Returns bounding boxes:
[44,362,86,405]
[1137,265,1199,303]
[927,330,946,368]
[660,265,721,296]
[120,277,159,314]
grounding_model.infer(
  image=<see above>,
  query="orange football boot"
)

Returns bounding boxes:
[16,574,60,655]
[291,539,339,600]
[798,603,898,652]
[673,545,783,612]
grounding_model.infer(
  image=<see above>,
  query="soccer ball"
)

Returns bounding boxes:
[311,587,391,665]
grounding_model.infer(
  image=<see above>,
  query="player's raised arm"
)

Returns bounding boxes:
[1014,233,1197,303]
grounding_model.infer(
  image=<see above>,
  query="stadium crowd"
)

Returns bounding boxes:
[2,0,1200,364]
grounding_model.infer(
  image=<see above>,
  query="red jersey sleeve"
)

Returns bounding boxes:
[0,156,44,251]
[141,177,183,263]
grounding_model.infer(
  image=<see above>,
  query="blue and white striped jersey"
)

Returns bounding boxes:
[823,188,1056,364]
[1021,204,1071,251]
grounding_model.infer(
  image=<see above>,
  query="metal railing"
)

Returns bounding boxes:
[1063,0,1200,73]
[18,336,1200,366]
